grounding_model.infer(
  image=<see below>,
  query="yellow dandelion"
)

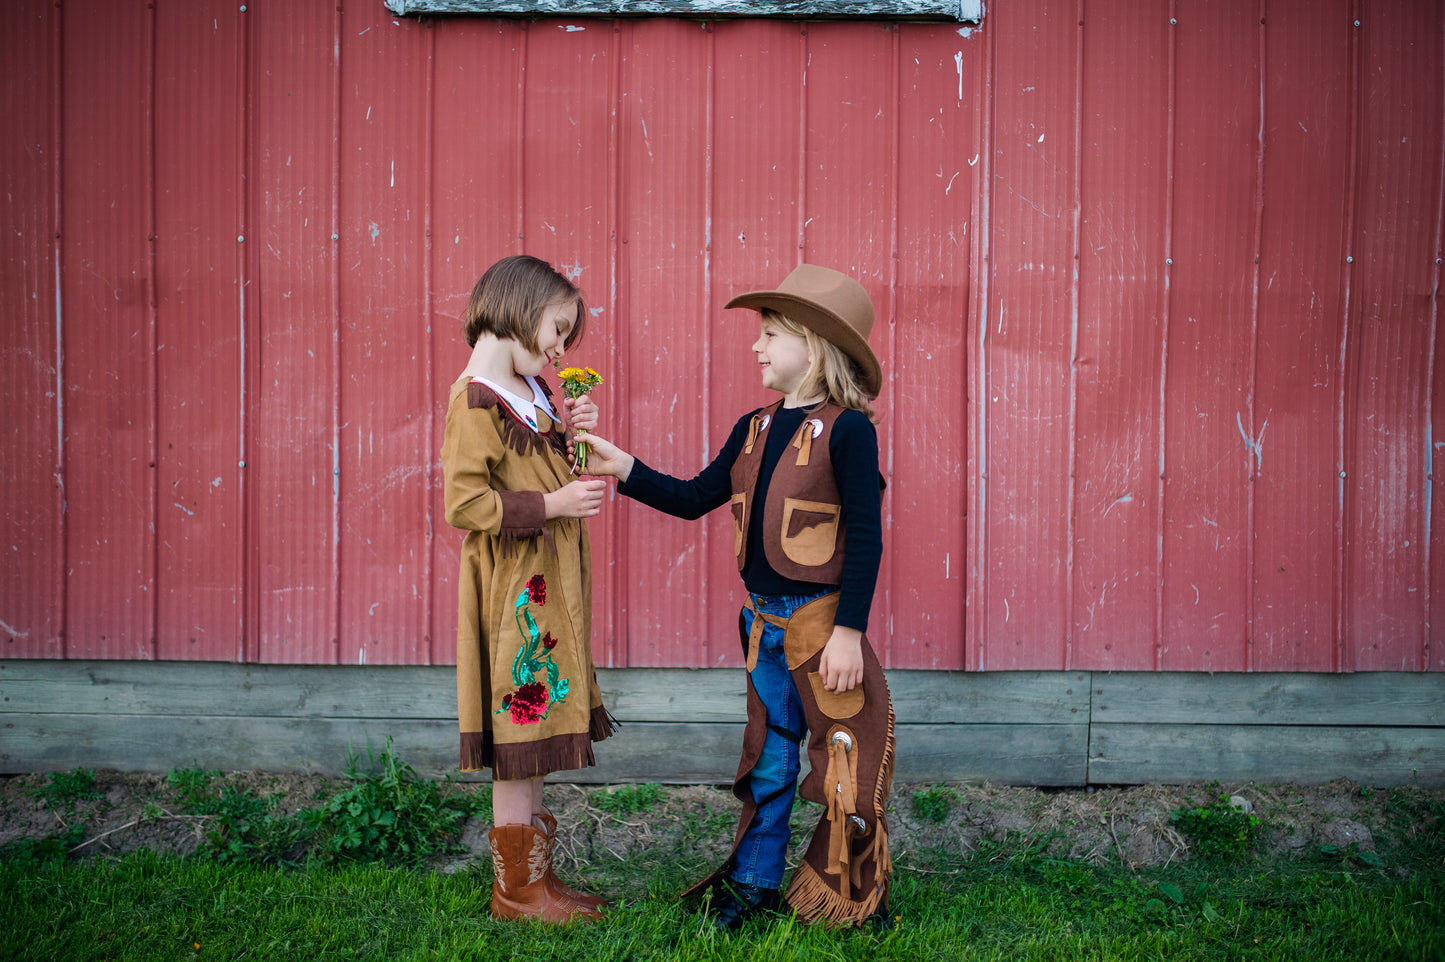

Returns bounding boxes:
[556,365,605,472]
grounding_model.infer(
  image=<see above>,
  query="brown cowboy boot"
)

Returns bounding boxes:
[488,824,603,923]
[534,808,607,911]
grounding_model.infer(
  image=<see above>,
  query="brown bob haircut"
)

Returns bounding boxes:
[462,254,586,352]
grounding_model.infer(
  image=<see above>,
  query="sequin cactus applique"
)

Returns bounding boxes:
[496,574,570,725]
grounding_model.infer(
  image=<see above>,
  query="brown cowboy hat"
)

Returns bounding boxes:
[725,264,883,399]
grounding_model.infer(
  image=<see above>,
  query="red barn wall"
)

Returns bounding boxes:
[1,0,1440,672]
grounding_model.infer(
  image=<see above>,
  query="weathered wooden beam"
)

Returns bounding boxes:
[0,661,1087,725]
[0,713,1084,785]
[1089,723,1445,787]
[0,660,457,719]
[0,713,743,783]
[382,0,984,23]
[5,660,1443,786]
[896,722,1086,786]
[1091,671,1445,727]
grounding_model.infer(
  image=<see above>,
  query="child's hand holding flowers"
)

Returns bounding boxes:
[557,367,604,474]
[563,393,598,434]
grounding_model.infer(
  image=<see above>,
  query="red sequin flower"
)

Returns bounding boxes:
[527,575,547,606]
[542,632,558,650]
[509,682,548,724]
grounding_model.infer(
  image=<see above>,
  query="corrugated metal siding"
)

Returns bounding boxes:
[3,0,63,660]
[251,2,340,665]
[1250,0,1346,672]
[1346,0,1441,671]
[0,0,1439,672]
[972,0,1443,672]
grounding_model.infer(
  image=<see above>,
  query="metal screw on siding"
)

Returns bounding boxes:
[1170,18,1177,25]
[237,235,245,243]
[1354,20,1361,27]
[239,460,246,468]
[1165,258,1173,266]
[332,234,340,241]
[1346,255,1353,263]
[1340,471,1346,478]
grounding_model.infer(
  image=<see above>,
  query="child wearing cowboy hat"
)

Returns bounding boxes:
[577,264,895,929]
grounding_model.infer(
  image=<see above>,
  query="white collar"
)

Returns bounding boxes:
[470,375,558,433]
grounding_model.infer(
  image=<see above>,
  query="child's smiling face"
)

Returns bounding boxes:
[512,296,577,377]
[752,316,814,403]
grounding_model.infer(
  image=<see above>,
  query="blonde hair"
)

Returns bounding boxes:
[763,310,877,422]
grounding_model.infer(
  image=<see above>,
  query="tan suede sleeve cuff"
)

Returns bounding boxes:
[497,489,546,538]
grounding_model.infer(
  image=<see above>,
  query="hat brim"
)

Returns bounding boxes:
[725,291,883,399]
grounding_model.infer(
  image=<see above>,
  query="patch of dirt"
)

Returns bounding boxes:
[3,771,1441,874]
[0,771,339,861]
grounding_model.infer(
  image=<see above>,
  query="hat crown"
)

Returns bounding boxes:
[724,262,883,398]
[777,265,874,340]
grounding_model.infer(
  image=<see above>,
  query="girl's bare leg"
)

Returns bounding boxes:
[493,776,543,826]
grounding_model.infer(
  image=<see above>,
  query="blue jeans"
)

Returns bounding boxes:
[731,590,829,889]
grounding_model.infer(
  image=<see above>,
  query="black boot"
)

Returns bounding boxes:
[866,897,893,931]
[708,879,781,931]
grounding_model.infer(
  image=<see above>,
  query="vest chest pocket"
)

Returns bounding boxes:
[780,498,840,568]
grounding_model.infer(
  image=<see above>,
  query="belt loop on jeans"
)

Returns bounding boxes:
[744,595,792,674]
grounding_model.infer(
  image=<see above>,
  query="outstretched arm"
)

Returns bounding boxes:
[580,410,756,520]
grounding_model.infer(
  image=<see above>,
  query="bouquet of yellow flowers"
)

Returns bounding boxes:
[557,366,604,473]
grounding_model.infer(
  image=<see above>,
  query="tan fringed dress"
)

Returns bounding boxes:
[441,374,616,780]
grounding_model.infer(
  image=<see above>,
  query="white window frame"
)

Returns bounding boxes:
[383,0,983,22]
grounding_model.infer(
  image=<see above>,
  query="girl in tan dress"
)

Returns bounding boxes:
[441,254,617,922]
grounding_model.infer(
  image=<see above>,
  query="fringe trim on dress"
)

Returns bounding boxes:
[460,730,493,773]
[467,381,568,459]
[497,523,556,559]
[463,708,618,779]
[493,732,597,781]
[589,705,621,741]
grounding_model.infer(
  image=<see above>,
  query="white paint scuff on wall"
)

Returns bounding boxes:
[1236,412,1268,472]
[1102,492,1134,518]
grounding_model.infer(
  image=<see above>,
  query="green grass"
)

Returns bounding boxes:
[591,783,668,815]
[1,843,1439,962]
[5,757,1440,960]
[911,783,958,823]
[1169,793,1266,862]
[31,767,105,807]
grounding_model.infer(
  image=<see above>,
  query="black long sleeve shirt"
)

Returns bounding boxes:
[616,404,883,633]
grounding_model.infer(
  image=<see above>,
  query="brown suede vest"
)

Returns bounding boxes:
[729,399,846,585]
